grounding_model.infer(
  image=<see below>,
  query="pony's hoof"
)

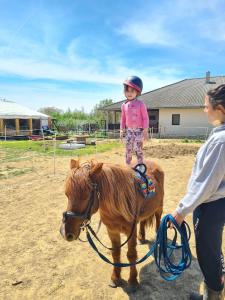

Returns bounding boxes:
[127,281,140,293]
[137,239,146,245]
[108,279,124,288]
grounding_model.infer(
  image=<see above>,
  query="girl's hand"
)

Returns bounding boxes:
[143,128,149,141]
[120,130,124,141]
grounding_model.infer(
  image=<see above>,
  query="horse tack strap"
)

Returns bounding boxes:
[86,214,192,281]
[62,182,99,223]
[86,217,137,250]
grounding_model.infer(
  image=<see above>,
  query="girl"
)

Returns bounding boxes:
[171,84,225,300]
[120,76,149,165]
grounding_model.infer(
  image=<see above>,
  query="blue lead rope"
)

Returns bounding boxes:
[86,214,192,281]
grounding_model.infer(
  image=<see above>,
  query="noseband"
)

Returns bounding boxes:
[62,182,99,228]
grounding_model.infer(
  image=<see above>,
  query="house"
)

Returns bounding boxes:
[0,99,50,137]
[101,73,225,137]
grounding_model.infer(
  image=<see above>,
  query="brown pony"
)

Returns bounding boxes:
[60,159,164,289]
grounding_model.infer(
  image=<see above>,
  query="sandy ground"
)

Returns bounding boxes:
[0,139,224,300]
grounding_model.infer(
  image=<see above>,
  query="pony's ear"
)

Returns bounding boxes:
[89,163,103,180]
[70,159,79,169]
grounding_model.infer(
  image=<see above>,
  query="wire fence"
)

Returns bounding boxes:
[0,125,212,183]
[0,131,115,184]
[0,125,211,196]
[0,123,213,140]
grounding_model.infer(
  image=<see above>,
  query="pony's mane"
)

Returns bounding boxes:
[66,160,139,222]
[65,161,93,198]
[99,164,138,222]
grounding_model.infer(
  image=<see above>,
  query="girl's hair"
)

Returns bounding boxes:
[124,85,140,96]
[207,84,225,109]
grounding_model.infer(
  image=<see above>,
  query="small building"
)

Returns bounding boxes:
[0,99,50,137]
[101,73,225,138]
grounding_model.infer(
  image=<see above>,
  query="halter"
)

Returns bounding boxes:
[62,182,99,228]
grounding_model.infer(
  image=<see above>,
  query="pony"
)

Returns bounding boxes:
[60,159,164,289]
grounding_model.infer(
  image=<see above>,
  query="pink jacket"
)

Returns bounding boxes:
[120,99,149,130]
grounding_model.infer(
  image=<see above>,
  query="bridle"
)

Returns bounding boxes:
[62,182,100,229]
[61,163,137,250]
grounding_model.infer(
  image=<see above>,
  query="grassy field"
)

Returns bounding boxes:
[0,139,122,158]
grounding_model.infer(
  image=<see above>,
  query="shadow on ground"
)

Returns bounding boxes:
[119,239,202,300]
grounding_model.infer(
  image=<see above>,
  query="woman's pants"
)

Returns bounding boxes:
[193,197,225,292]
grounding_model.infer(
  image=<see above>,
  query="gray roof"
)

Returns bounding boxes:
[0,99,49,119]
[101,76,225,111]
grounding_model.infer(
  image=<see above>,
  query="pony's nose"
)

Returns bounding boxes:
[66,233,75,241]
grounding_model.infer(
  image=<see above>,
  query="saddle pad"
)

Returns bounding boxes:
[134,171,156,199]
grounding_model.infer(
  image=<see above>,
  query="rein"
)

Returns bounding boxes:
[85,219,137,250]
[85,214,192,281]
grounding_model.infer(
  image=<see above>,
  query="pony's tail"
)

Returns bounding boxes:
[145,207,163,232]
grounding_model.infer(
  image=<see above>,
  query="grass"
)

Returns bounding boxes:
[0,166,32,179]
[181,138,204,143]
[0,139,122,159]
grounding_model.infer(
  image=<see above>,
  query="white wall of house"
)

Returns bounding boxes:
[41,119,48,127]
[159,108,213,137]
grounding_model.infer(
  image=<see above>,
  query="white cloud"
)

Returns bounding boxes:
[118,17,176,46]
[199,18,225,42]
[0,71,181,113]
[0,82,121,112]
[117,0,225,46]
[0,5,184,111]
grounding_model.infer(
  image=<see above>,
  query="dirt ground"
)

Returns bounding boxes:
[0,139,224,300]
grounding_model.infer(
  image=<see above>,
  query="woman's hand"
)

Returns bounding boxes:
[170,211,185,227]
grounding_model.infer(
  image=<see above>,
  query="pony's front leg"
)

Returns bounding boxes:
[107,229,122,288]
[127,226,139,290]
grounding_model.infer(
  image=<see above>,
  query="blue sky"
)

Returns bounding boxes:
[0,0,225,112]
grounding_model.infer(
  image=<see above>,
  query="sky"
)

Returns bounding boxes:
[0,0,225,112]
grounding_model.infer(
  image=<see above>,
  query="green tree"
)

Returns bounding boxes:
[38,107,63,116]
[91,99,114,121]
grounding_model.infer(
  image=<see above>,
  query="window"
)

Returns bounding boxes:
[172,114,180,125]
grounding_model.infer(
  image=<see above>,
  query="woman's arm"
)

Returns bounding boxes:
[175,142,225,218]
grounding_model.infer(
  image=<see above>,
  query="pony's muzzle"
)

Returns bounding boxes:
[66,233,76,241]
[60,224,76,241]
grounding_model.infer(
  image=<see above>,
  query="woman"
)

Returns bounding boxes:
[171,84,225,300]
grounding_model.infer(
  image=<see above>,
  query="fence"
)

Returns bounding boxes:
[0,131,116,182]
[151,126,212,140]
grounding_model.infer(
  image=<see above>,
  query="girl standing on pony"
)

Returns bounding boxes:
[120,76,149,165]
[171,84,225,300]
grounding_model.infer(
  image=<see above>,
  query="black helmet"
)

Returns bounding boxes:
[123,76,143,93]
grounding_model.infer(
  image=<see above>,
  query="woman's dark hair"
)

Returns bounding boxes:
[207,84,225,109]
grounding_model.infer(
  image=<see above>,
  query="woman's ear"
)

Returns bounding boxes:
[70,159,79,169]
[217,104,225,114]
[89,163,103,180]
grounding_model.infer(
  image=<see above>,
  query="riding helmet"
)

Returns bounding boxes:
[123,76,143,93]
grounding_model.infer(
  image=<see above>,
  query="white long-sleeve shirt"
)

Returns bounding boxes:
[176,123,225,217]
